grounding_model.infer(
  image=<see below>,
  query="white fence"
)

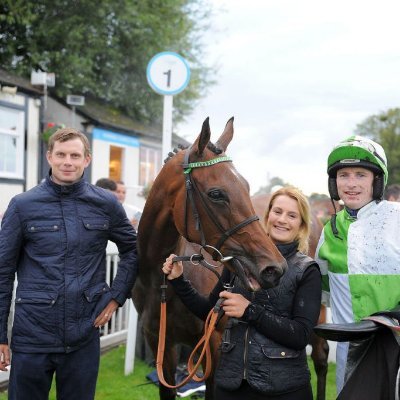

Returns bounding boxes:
[100,251,130,349]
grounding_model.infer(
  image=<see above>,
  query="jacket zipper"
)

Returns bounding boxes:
[243,326,250,379]
[243,292,255,379]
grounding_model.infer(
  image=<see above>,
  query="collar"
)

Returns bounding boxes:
[45,170,87,196]
[345,206,359,218]
[346,200,379,219]
[276,241,298,258]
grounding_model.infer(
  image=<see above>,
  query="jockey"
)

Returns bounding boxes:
[316,135,400,394]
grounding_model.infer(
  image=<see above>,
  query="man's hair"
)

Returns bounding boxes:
[95,178,117,191]
[48,127,91,157]
[384,183,400,201]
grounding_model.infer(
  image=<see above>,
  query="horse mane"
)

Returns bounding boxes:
[164,142,223,164]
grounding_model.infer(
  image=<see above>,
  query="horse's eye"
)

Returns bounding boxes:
[207,189,228,202]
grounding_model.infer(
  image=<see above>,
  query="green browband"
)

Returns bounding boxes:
[183,156,232,174]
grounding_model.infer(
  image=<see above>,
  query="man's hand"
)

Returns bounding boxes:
[0,344,10,372]
[94,299,119,328]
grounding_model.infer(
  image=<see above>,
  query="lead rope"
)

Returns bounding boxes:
[156,271,225,389]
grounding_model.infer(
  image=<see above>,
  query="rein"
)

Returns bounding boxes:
[156,148,259,389]
[156,257,227,389]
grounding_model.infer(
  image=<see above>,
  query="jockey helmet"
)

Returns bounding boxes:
[327,135,388,200]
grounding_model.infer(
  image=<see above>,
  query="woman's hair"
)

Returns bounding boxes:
[264,186,311,253]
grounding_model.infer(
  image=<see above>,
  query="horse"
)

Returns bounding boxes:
[251,193,330,400]
[132,117,288,400]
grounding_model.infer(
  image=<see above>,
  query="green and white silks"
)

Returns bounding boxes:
[316,200,400,391]
[318,200,400,322]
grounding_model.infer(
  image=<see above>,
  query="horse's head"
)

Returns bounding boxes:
[169,117,287,291]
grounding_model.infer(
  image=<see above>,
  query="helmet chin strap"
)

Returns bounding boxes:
[329,198,342,240]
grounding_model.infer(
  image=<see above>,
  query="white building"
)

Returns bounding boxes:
[0,69,42,214]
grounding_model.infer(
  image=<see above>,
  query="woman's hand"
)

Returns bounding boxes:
[219,291,250,318]
[162,254,184,280]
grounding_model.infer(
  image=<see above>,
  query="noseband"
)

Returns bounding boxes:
[182,147,259,261]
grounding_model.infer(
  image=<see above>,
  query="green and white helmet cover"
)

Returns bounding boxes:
[327,135,388,185]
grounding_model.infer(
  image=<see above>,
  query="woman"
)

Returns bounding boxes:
[163,186,322,399]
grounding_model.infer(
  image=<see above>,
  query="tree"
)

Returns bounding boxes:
[355,108,400,185]
[0,0,214,125]
[308,193,330,202]
[254,176,289,195]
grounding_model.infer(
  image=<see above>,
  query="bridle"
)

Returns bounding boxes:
[181,146,259,261]
[156,147,260,389]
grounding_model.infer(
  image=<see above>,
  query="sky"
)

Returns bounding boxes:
[175,0,400,196]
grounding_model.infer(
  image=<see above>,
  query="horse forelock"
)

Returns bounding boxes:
[164,142,223,164]
[206,142,223,155]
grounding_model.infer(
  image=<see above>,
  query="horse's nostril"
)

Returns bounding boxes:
[260,266,282,289]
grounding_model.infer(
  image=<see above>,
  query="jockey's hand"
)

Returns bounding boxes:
[162,254,183,280]
[219,291,250,318]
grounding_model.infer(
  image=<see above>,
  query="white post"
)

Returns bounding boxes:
[124,300,138,375]
[162,95,173,161]
[72,105,76,127]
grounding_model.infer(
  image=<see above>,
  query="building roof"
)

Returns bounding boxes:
[63,95,189,146]
[0,68,189,146]
[0,68,43,96]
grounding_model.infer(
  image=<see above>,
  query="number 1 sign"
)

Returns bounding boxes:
[146,52,191,96]
[146,52,191,160]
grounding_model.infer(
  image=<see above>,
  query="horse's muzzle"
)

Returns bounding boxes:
[260,261,287,289]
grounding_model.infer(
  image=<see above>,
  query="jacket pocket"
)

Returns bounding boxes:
[12,291,59,346]
[80,218,109,253]
[82,282,111,320]
[246,344,308,394]
[261,345,301,359]
[25,220,62,255]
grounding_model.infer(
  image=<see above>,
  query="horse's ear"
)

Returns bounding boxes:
[192,117,211,156]
[215,117,234,152]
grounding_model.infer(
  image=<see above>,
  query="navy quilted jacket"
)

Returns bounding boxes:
[0,175,137,353]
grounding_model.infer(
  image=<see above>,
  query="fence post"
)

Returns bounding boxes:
[124,300,138,375]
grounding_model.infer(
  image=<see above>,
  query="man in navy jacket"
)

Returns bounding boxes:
[0,127,137,399]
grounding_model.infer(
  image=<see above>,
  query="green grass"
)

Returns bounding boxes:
[0,345,337,399]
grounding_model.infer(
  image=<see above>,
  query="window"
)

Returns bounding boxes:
[0,106,25,179]
[139,146,162,187]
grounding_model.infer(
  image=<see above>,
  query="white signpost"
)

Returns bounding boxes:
[124,53,190,375]
[146,51,191,159]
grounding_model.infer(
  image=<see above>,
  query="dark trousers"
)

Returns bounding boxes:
[8,335,100,400]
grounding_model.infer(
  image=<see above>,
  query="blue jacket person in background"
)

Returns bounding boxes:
[0,128,137,400]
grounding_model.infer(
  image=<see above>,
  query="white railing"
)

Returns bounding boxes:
[100,251,129,349]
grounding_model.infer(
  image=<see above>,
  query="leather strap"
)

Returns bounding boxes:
[156,299,223,388]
